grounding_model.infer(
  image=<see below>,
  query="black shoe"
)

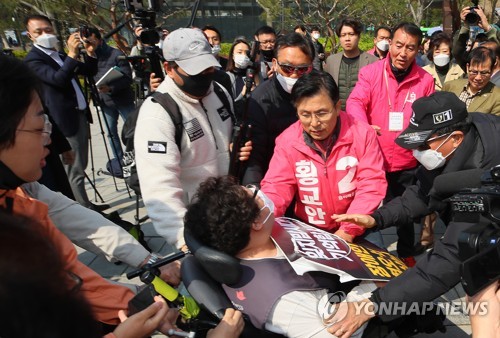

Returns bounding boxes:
[88,203,111,212]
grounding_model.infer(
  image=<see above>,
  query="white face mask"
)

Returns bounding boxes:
[412,133,456,170]
[312,33,320,40]
[276,73,298,93]
[433,54,450,67]
[376,39,390,52]
[248,186,275,224]
[211,44,221,55]
[234,54,251,69]
[35,34,58,49]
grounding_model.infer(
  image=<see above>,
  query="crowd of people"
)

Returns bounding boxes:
[1,4,500,338]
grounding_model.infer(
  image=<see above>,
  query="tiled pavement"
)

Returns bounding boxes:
[76,108,472,337]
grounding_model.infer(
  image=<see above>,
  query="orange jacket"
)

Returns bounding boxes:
[0,187,134,325]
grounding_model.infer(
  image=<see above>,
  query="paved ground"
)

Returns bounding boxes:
[76,108,472,337]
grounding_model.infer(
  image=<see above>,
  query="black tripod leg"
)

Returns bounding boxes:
[84,171,104,203]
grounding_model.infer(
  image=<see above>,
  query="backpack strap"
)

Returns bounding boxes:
[213,81,235,124]
[150,91,183,150]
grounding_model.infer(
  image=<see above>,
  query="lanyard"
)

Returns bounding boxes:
[384,68,411,112]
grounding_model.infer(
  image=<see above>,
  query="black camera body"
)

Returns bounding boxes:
[124,0,161,45]
[450,165,500,295]
[123,0,164,81]
[465,0,480,25]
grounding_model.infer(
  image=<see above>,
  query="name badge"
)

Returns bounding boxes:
[389,112,404,131]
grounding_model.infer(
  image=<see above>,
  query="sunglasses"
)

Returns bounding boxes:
[277,62,313,76]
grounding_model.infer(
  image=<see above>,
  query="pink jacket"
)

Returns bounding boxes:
[366,47,376,56]
[261,112,387,238]
[346,58,435,172]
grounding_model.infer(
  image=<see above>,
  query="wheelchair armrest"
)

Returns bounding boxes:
[184,228,242,285]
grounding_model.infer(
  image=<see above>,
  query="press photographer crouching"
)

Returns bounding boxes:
[329,91,500,336]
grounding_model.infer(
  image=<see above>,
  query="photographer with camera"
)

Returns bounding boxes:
[452,4,500,72]
[324,91,500,337]
[23,14,111,212]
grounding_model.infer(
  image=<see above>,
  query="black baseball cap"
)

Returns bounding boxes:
[395,92,468,149]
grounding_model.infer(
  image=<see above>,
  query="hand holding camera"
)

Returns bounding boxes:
[67,26,97,59]
[461,3,491,31]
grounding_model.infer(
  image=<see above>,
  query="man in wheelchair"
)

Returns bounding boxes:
[183,175,377,338]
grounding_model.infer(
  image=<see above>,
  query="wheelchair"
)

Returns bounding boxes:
[128,228,446,338]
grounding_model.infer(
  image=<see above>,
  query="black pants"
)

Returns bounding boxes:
[385,168,417,257]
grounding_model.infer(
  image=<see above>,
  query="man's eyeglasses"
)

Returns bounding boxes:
[17,114,52,146]
[418,133,451,150]
[246,185,274,225]
[277,62,313,76]
[468,70,491,77]
[259,39,276,46]
[298,110,334,123]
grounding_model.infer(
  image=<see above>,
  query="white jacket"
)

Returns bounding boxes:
[23,182,150,267]
[135,76,233,248]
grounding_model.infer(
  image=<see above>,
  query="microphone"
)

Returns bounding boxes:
[103,21,128,40]
[432,169,483,198]
[117,55,147,61]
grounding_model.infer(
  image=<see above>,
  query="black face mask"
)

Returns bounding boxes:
[174,67,214,97]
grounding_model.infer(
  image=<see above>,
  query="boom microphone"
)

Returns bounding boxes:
[117,55,148,61]
[432,169,484,198]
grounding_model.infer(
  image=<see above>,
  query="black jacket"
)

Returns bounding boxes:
[24,46,97,137]
[94,43,134,108]
[242,76,297,186]
[370,112,500,321]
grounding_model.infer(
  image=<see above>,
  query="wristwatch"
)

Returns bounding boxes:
[147,252,161,265]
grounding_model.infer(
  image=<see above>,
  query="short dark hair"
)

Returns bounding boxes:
[391,22,423,46]
[427,32,452,62]
[184,176,260,256]
[0,55,42,150]
[294,24,306,32]
[335,18,362,37]
[254,25,276,38]
[310,26,320,32]
[24,14,52,28]
[226,37,250,72]
[87,27,101,40]
[468,46,496,70]
[274,32,314,60]
[291,69,340,106]
[202,24,222,41]
[374,25,391,37]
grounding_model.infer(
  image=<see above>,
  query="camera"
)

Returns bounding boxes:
[465,0,481,25]
[124,0,161,45]
[450,165,500,295]
[122,0,164,82]
[69,25,91,42]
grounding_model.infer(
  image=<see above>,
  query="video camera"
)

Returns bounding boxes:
[465,0,481,25]
[449,165,500,296]
[122,0,164,82]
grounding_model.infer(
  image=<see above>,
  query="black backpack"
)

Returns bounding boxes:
[121,83,232,195]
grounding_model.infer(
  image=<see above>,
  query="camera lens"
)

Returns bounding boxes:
[465,9,480,25]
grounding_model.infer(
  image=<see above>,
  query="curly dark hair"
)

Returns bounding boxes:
[184,176,260,256]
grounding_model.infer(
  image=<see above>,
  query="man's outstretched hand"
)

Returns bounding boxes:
[332,214,377,228]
